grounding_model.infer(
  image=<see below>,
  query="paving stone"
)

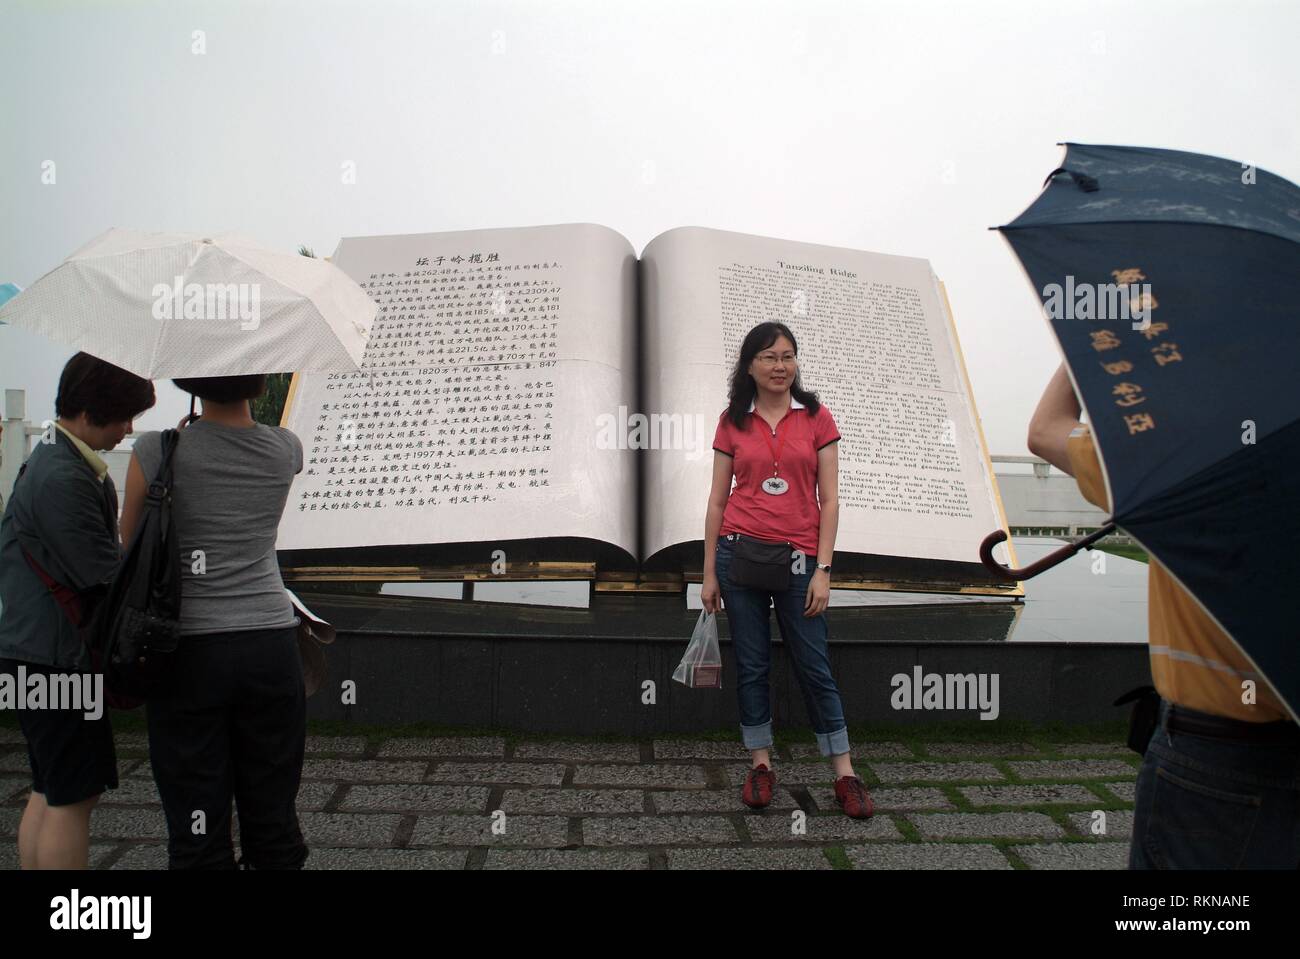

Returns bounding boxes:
[301,760,428,783]
[1102,781,1137,803]
[0,751,29,773]
[305,736,368,756]
[107,842,170,868]
[484,849,650,870]
[298,813,401,847]
[377,736,505,758]
[409,814,568,847]
[653,740,749,760]
[1,775,29,801]
[1052,742,1132,757]
[925,742,1039,758]
[870,761,1005,784]
[112,733,150,754]
[959,784,1099,807]
[746,813,902,843]
[652,788,798,814]
[88,807,168,840]
[581,815,738,846]
[846,842,1013,870]
[306,848,468,870]
[499,788,643,815]
[808,785,953,813]
[2,841,120,870]
[1067,809,1135,840]
[427,762,565,786]
[296,782,339,812]
[667,847,833,870]
[88,843,122,868]
[514,741,640,763]
[1013,842,1129,870]
[109,844,170,870]
[0,806,22,837]
[100,778,161,805]
[789,741,914,760]
[0,728,27,744]
[126,760,153,778]
[1008,760,1137,781]
[721,763,838,787]
[909,812,1065,840]
[338,784,488,814]
[573,764,706,788]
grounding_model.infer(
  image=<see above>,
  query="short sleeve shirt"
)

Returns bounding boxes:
[1066,425,1286,722]
[712,397,840,557]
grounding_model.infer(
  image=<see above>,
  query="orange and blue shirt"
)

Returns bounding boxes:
[1067,424,1287,722]
[712,396,840,558]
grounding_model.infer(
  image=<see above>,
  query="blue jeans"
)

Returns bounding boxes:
[714,534,850,757]
[1129,700,1300,869]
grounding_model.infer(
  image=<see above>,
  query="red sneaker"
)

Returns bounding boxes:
[833,775,874,819]
[742,764,776,809]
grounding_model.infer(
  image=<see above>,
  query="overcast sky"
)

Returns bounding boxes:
[2,0,1296,454]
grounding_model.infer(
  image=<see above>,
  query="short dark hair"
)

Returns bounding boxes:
[55,352,156,426]
[172,374,268,403]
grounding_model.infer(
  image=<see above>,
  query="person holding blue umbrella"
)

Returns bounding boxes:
[988,143,1300,869]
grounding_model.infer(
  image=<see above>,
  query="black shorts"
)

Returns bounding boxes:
[0,658,118,806]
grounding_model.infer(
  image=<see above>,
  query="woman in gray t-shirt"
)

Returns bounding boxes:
[120,373,309,870]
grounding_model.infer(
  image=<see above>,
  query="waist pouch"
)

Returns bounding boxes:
[1113,685,1160,756]
[728,534,793,591]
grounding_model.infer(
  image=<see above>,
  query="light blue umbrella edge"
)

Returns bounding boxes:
[0,282,22,319]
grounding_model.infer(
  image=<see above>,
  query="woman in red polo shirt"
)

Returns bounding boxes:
[701,322,872,818]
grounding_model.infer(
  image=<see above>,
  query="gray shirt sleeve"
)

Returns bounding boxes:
[132,430,162,483]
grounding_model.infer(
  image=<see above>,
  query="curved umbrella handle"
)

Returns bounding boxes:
[979,523,1118,582]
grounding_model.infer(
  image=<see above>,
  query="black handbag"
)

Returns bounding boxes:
[91,428,184,702]
[729,533,794,591]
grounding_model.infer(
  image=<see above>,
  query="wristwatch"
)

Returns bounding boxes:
[815,563,831,573]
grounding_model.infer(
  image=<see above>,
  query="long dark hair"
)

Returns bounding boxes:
[724,322,821,429]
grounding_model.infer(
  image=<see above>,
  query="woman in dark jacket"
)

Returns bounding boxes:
[120,373,306,869]
[700,322,872,818]
[0,352,154,868]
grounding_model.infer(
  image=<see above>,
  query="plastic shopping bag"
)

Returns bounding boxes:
[673,610,722,688]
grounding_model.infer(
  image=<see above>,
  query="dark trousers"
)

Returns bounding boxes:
[146,624,307,870]
[1130,700,1300,869]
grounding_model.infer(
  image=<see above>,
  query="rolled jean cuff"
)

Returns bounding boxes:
[741,720,774,751]
[815,726,851,757]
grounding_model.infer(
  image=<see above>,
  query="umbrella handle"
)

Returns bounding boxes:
[979,523,1118,582]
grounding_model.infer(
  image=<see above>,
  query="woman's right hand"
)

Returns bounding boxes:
[701,573,722,614]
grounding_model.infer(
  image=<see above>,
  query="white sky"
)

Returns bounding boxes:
[2,0,1297,454]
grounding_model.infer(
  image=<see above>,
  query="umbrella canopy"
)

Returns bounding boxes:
[0,229,377,376]
[985,142,1300,719]
[0,282,20,314]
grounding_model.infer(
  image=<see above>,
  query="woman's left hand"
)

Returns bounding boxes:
[804,568,830,617]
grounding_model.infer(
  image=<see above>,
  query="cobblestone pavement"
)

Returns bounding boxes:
[0,729,1139,870]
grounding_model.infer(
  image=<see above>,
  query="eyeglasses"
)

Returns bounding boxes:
[754,352,797,366]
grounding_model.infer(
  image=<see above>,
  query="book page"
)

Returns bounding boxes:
[639,226,1009,580]
[277,224,639,560]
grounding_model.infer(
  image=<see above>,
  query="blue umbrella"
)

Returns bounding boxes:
[0,282,20,316]
[979,143,1300,719]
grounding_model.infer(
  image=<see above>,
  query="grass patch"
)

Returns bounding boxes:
[1094,544,1148,563]
[823,845,852,870]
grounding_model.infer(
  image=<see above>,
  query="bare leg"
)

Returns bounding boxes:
[750,747,772,769]
[831,751,856,779]
[17,791,47,869]
[34,794,99,869]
